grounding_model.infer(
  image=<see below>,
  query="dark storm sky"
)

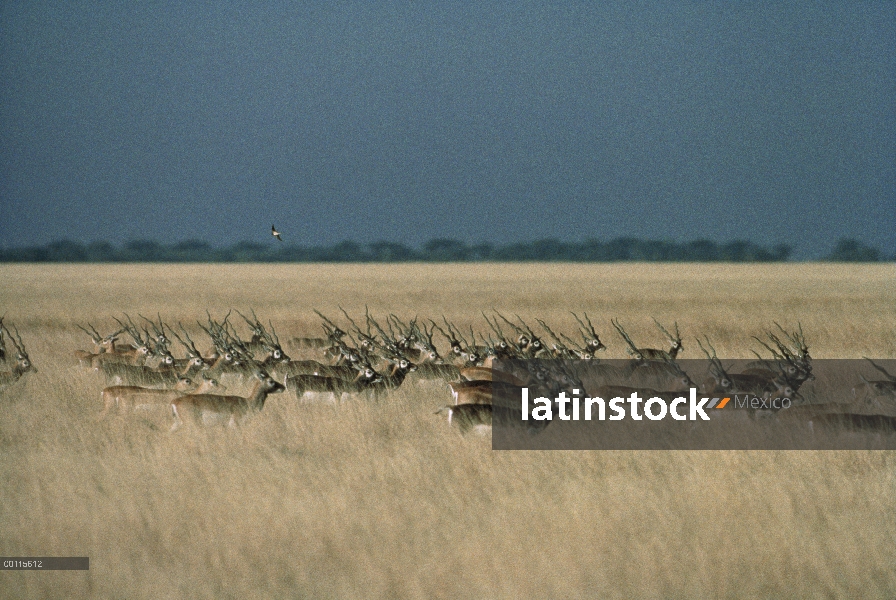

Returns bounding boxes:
[1,2,894,258]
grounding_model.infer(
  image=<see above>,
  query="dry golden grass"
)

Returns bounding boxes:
[1,263,895,598]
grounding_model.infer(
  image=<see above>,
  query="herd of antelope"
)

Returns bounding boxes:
[2,309,896,437]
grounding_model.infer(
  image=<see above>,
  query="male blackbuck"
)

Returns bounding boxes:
[698,338,798,409]
[0,325,36,390]
[74,323,126,366]
[285,366,382,403]
[496,312,548,358]
[139,313,171,355]
[90,317,153,369]
[170,371,284,430]
[0,318,7,365]
[571,312,607,356]
[289,309,346,351]
[853,358,896,406]
[364,357,417,398]
[612,318,683,362]
[743,325,813,386]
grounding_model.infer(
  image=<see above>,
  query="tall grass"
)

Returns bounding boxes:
[1,263,894,598]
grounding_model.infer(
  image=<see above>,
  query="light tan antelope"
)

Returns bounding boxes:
[170,371,285,431]
[98,375,223,420]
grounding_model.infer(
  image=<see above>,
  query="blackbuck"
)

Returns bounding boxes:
[743,324,813,385]
[387,318,441,364]
[496,312,548,358]
[88,316,154,369]
[139,313,171,355]
[288,309,347,351]
[361,357,417,399]
[612,318,683,362]
[0,318,7,365]
[236,309,275,356]
[481,313,521,362]
[697,338,798,408]
[431,319,474,366]
[853,358,896,406]
[572,312,607,356]
[0,325,37,390]
[101,350,186,387]
[74,323,126,366]
[170,371,285,430]
[168,324,218,371]
[99,375,223,419]
[285,367,382,403]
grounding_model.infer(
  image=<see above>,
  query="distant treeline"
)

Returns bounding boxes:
[0,238,889,263]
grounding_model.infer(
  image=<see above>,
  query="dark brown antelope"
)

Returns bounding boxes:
[612,318,683,362]
[0,324,37,391]
[853,358,896,406]
[285,366,382,403]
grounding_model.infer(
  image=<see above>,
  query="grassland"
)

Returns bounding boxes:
[1,263,895,599]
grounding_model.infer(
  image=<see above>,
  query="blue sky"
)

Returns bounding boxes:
[1,2,893,258]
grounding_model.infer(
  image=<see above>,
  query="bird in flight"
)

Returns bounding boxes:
[271,225,282,241]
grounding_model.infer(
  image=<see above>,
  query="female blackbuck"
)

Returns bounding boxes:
[98,375,223,419]
[170,371,285,431]
[100,348,188,387]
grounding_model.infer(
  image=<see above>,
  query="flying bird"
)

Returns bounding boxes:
[271,225,282,241]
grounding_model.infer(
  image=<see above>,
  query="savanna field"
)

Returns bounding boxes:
[1,262,895,599]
